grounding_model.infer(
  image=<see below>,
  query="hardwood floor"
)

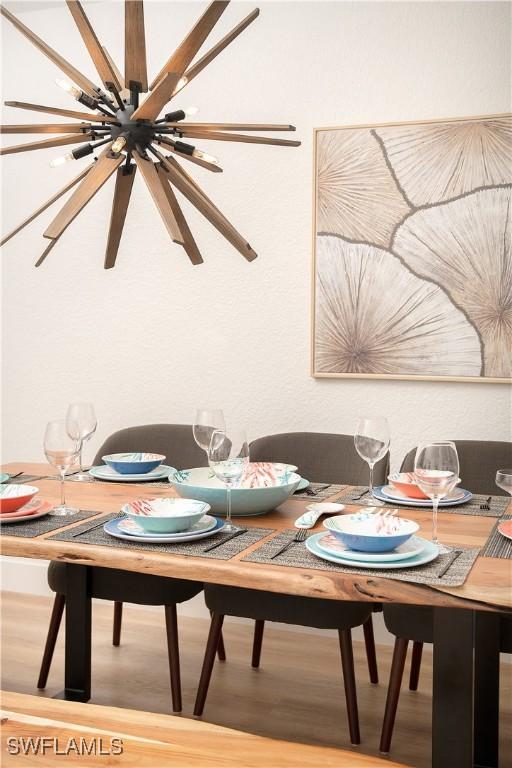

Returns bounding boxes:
[1,592,511,767]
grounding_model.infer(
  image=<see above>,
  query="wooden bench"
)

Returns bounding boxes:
[1,691,408,767]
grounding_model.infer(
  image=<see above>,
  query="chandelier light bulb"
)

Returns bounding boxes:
[111,136,127,154]
[55,77,81,100]
[183,106,199,117]
[193,148,219,165]
[49,152,74,168]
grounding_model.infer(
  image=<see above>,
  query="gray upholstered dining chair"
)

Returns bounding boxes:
[193,432,389,742]
[380,610,512,754]
[250,431,382,486]
[37,424,225,711]
[400,440,512,496]
[194,588,373,745]
[379,439,512,753]
[249,431,389,683]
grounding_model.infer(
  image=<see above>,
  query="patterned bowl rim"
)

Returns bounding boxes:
[102,453,166,463]
[388,472,461,485]
[122,498,210,518]
[171,468,301,490]
[0,483,39,498]
[324,514,419,537]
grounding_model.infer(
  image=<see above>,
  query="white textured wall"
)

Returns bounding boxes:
[1,1,511,468]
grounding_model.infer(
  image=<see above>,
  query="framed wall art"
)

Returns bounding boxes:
[312,114,512,383]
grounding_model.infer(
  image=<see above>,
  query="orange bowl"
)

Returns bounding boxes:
[388,473,429,500]
[0,484,39,513]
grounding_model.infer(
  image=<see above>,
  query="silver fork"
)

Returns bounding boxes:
[270,528,308,560]
[480,496,492,511]
[72,511,124,537]
[351,487,369,501]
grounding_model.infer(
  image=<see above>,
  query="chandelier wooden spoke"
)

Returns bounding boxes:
[0,0,300,267]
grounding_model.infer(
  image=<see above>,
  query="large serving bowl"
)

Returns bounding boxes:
[122,497,210,533]
[388,472,460,500]
[324,513,419,553]
[0,484,39,513]
[170,466,301,516]
[102,452,165,475]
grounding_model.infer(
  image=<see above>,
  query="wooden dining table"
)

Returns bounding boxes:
[2,462,511,768]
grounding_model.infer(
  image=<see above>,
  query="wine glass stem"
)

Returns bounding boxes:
[79,442,84,473]
[60,470,66,507]
[432,497,439,546]
[226,484,232,524]
[369,462,375,499]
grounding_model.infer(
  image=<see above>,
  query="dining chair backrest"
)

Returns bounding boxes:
[249,432,389,485]
[400,440,512,496]
[93,424,207,470]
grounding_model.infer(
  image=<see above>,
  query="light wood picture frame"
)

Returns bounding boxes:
[311,114,512,384]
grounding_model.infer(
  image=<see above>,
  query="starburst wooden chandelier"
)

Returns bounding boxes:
[0,1,300,267]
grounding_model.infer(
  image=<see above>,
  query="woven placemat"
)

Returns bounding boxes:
[3,473,48,485]
[336,486,509,517]
[243,529,480,587]
[49,512,274,560]
[46,474,172,489]
[480,515,512,559]
[293,483,347,500]
[0,509,98,538]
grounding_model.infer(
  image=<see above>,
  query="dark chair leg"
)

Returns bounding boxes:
[210,610,226,661]
[112,601,123,647]
[251,619,265,668]
[380,637,408,754]
[194,613,225,717]
[338,629,361,746]
[164,605,182,713]
[409,641,423,691]
[362,615,379,684]
[217,630,226,661]
[37,593,65,690]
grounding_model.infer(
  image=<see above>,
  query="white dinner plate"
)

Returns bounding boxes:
[373,485,473,508]
[118,514,218,538]
[316,533,427,562]
[381,484,466,503]
[104,515,225,543]
[88,465,176,483]
[306,533,439,569]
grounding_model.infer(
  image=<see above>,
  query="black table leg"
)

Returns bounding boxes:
[474,612,500,768]
[53,563,91,702]
[433,607,474,768]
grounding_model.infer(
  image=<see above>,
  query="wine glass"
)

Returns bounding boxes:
[354,417,390,505]
[208,429,249,532]
[414,441,459,552]
[66,402,97,481]
[44,419,80,516]
[496,469,512,496]
[193,409,225,455]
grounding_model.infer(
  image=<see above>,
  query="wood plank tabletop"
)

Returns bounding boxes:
[1,463,511,612]
[0,691,409,767]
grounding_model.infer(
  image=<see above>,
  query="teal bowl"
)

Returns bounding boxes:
[169,467,301,516]
[122,497,210,533]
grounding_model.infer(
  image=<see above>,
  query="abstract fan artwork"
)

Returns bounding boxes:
[313,115,512,382]
[0,1,300,267]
